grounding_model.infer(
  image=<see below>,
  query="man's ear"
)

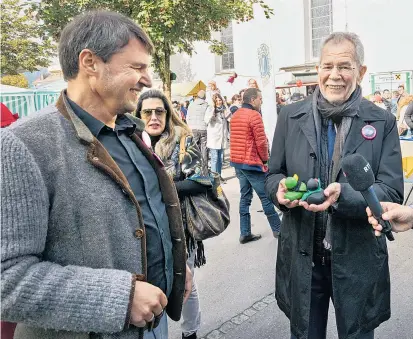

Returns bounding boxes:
[358,65,367,84]
[78,49,99,76]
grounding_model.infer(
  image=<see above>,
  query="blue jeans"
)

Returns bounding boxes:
[144,313,168,339]
[210,148,223,175]
[235,168,281,236]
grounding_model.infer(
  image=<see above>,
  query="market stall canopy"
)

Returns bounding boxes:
[0,84,36,118]
[0,84,60,118]
[172,81,206,97]
[0,84,34,93]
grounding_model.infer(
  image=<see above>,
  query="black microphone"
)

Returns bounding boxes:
[341,153,395,241]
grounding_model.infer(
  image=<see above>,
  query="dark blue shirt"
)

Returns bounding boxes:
[67,97,173,296]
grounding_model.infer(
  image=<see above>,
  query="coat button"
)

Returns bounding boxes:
[92,156,99,161]
[134,229,144,238]
[309,152,316,159]
[300,250,309,256]
[121,189,128,195]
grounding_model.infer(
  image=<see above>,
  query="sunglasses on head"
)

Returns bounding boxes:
[140,107,167,118]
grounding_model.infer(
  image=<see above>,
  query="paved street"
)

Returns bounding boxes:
[169,167,413,339]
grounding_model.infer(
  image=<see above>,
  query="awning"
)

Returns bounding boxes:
[171,81,206,97]
[279,62,317,72]
[0,84,60,118]
[276,82,318,89]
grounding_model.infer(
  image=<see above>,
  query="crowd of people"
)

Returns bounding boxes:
[1,9,412,339]
[368,85,413,135]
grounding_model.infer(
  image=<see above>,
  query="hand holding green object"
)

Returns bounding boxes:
[283,175,327,205]
[284,174,307,201]
[301,178,326,205]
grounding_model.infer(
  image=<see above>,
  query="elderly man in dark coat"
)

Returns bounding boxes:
[265,32,403,339]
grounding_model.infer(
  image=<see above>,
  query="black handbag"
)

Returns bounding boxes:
[184,171,230,241]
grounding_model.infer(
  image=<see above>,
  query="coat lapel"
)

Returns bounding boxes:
[342,114,367,156]
[335,103,386,181]
[56,92,135,196]
[292,100,318,155]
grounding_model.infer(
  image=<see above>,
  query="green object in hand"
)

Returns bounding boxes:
[284,174,307,201]
[285,191,305,201]
[301,178,326,205]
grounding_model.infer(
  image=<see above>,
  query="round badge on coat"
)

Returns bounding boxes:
[142,131,152,148]
[361,125,376,140]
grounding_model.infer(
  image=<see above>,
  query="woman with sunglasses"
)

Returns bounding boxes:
[137,90,209,339]
[204,93,230,181]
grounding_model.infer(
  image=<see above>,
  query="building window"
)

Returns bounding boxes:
[310,0,333,58]
[221,24,234,71]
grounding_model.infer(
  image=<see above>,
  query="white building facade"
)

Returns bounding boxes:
[170,0,413,143]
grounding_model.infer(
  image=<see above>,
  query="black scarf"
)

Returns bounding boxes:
[215,105,226,117]
[316,85,362,120]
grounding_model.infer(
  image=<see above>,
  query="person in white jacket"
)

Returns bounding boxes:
[204,93,230,178]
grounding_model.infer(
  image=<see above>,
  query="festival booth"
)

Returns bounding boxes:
[0,84,60,118]
[171,80,206,100]
[0,84,36,118]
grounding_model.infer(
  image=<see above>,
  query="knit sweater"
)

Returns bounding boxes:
[1,94,186,338]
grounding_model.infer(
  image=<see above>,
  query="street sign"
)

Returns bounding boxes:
[370,70,412,94]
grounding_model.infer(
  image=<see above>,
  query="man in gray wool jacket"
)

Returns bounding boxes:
[1,11,191,339]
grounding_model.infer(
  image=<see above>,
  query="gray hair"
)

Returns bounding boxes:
[59,11,154,80]
[243,88,261,104]
[320,32,364,66]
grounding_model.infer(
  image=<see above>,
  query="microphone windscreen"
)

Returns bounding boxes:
[341,153,375,191]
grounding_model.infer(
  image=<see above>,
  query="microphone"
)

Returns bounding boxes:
[341,153,395,241]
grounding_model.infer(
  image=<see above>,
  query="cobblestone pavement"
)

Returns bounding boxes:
[169,168,413,339]
[198,292,276,339]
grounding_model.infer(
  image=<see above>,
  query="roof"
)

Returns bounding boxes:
[279,62,317,73]
[0,84,34,94]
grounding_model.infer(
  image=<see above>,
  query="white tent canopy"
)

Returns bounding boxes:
[0,84,34,94]
[0,84,59,117]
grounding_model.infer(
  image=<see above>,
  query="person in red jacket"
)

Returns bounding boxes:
[0,103,19,128]
[230,88,281,243]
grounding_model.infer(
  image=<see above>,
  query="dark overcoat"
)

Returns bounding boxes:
[265,97,404,339]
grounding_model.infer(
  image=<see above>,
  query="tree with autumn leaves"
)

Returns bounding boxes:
[34,0,273,98]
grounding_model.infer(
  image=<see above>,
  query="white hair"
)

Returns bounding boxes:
[319,32,365,66]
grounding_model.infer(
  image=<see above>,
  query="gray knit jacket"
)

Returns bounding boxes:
[1,94,186,338]
[186,98,208,131]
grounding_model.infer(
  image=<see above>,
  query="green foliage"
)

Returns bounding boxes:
[1,74,29,88]
[1,0,55,75]
[35,0,273,97]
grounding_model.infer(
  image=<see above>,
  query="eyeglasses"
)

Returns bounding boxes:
[319,64,356,75]
[140,108,167,118]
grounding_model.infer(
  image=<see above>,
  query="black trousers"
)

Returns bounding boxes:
[291,258,374,339]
